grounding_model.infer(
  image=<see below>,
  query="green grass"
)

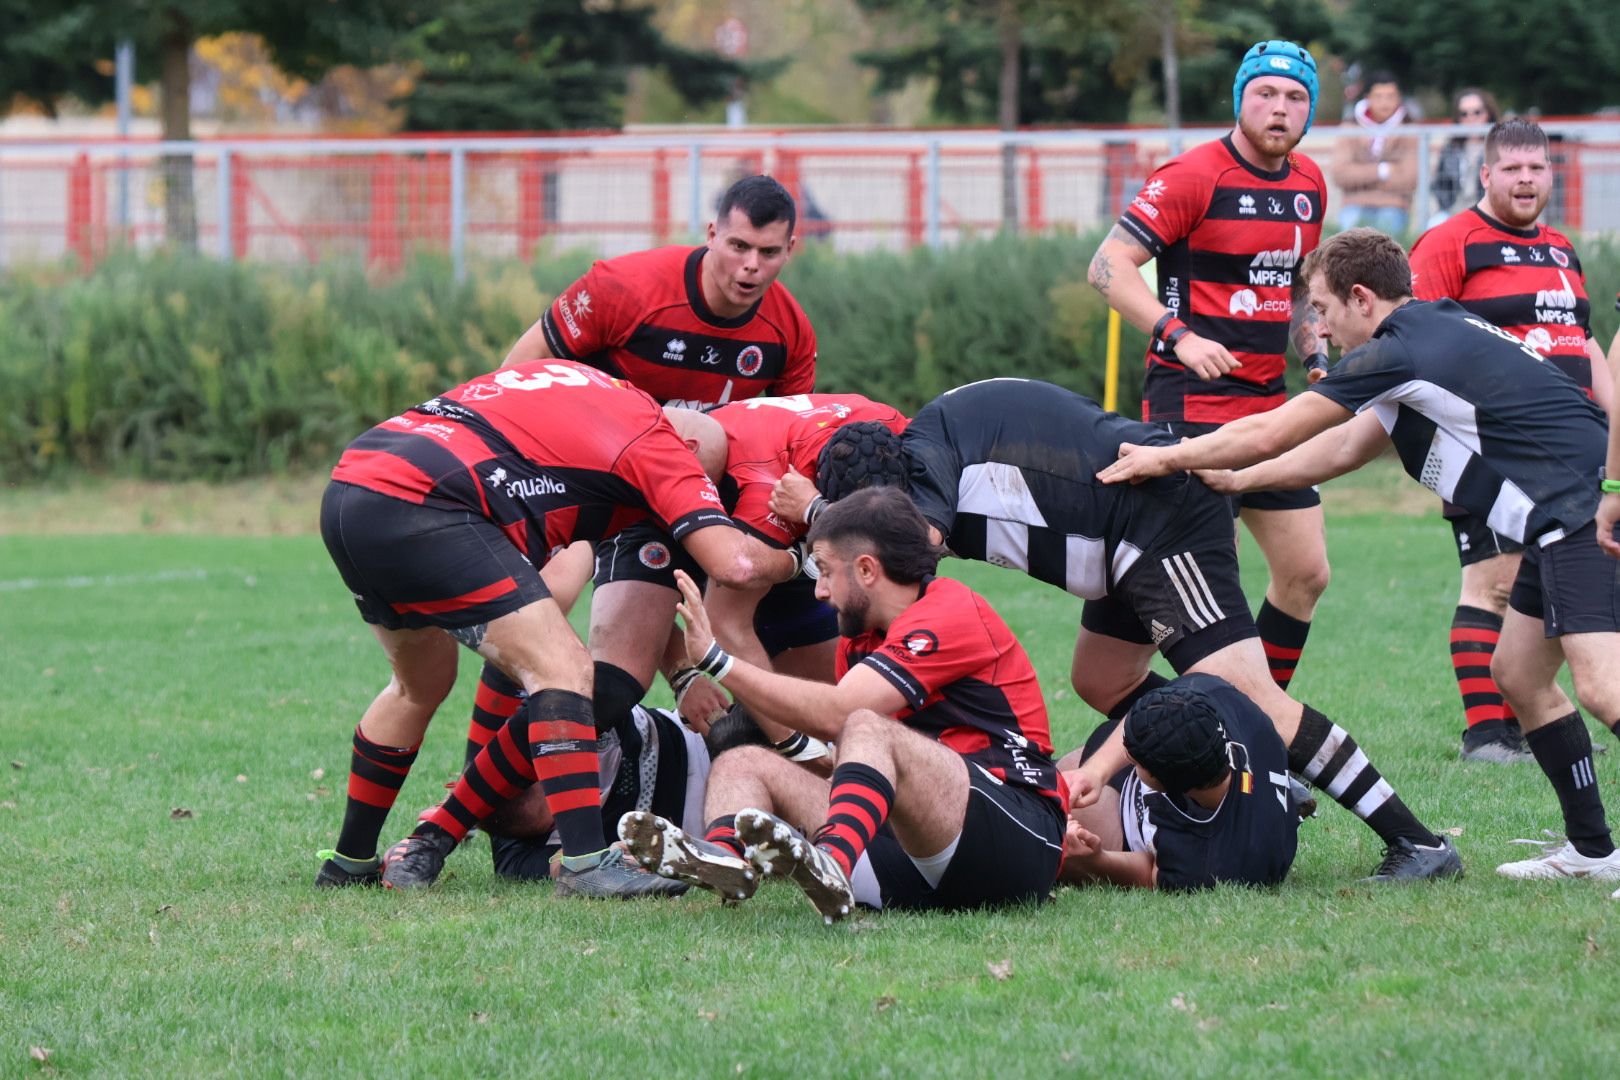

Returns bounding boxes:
[4,504,1620,1077]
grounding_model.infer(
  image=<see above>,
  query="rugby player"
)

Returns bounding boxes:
[313,360,793,896]
[1409,118,1612,762]
[773,378,1459,881]
[480,393,908,878]
[1059,675,1299,891]
[1088,40,1332,694]
[1101,228,1620,885]
[461,175,818,817]
[618,486,1067,921]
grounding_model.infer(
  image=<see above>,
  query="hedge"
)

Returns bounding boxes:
[1,230,1615,480]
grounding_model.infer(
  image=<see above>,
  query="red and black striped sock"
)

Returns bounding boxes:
[335,726,421,861]
[467,661,524,766]
[704,815,746,857]
[812,762,895,879]
[1451,605,1507,729]
[1256,600,1311,693]
[527,689,607,856]
[422,705,536,843]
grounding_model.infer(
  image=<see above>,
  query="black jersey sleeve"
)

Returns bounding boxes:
[1307,331,1417,418]
[900,411,963,540]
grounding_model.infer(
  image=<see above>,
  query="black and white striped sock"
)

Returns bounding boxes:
[1288,705,1440,848]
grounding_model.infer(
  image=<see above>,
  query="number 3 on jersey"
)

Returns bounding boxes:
[494,364,593,391]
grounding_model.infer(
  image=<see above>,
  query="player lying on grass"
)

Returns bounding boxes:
[771,377,1459,882]
[315,360,794,897]
[1058,675,1301,891]
[1100,228,1620,889]
[618,486,1067,922]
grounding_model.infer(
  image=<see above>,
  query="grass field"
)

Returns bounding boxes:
[4,467,1620,1077]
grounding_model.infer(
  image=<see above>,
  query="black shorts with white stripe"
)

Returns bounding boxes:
[1508,520,1620,636]
[1079,486,1256,671]
[863,764,1065,912]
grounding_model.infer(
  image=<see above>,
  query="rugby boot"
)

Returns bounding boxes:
[553,845,690,899]
[1459,719,1533,764]
[380,826,459,889]
[314,850,381,888]
[1496,836,1620,881]
[1360,836,1463,883]
[734,808,854,924]
[617,811,758,902]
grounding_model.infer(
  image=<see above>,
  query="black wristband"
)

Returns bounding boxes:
[805,495,829,525]
[1304,352,1330,373]
[696,641,734,681]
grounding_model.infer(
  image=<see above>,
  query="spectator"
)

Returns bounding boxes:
[1428,88,1501,228]
[1332,71,1417,234]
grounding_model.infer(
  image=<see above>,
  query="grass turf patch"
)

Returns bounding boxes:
[3,511,1620,1075]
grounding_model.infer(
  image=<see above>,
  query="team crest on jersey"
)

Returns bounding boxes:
[1550,246,1570,268]
[737,345,765,377]
[462,381,503,402]
[900,629,938,657]
[638,542,672,570]
[1294,193,1313,221]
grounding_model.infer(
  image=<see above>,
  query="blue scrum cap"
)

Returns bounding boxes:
[1233,40,1319,133]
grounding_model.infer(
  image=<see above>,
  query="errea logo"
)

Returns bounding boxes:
[1140,179,1167,202]
[1238,194,1257,216]
[663,338,688,362]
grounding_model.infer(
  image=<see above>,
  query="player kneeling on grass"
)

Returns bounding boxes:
[1058,675,1300,891]
[618,486,1067,922]
[1099,228,1620,889]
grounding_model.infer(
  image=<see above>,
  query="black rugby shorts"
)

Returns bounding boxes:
[1442,501,1526,567]
[1507,521,1620,636]
[866,764,1065,911]
[320,481,551,632]
[1168,421,1321,514]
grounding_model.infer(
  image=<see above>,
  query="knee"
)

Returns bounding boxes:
[1072,666,1141,716]
[1278,557,1331,604]
[838,709,890,745]
[1490,652,1529,705]
[392,655,458,710]
[709,743,778,784]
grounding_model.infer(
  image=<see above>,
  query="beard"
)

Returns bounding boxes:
[1488,187,1549,229]
[1237,115,1302,160]
[835,589,871,638]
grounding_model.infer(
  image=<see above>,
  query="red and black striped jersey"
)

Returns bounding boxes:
[330,360,734,562]
[540,245,817,409]
[1410,208,1595,393]
[710,394,909,547]
[836,576,1064,811]
[1118,135,1327,424]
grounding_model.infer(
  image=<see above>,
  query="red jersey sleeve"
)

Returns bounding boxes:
[541,259,642,361]
[1408,224,1465,301]
[853,584,995,711]
[614,419,736,540]
[1116,156,1214,258]
[729,478,796,547]
[770,303,817,396]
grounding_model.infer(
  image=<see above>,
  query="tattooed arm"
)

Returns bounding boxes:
[1289,297,1331,385]
[1088,225,1239,381]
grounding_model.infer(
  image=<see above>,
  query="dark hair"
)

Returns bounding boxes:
[1123,685,1231,793]
[806,486,943,585]
[716,174,796,236]
[1366,70,1400,92]
[816,421,908,502]
[1299,228,1413,304]
[1453,87,1499,123]
[1484,117,1549,165]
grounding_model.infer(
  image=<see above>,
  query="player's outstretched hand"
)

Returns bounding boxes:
[1062,767,1100,811]
[1097,443,1174,485]
[1174,333,1242,380]
[673,570,717,665]
[1598,493,1620,559]
[675,675,730,734]
[1193,467,1242,494]
[1063,819,1104,862]
[770,466,821,524]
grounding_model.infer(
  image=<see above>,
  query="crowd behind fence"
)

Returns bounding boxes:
[3,122,1619,276]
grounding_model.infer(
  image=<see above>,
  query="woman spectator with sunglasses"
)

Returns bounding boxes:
[1428,88,1501,228]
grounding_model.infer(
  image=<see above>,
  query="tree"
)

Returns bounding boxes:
[0,1,409,247]
[396,0,756,131]
[1345,0,1620,114]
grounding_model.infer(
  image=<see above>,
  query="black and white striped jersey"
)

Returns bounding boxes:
[902,378,1209,599]
[1311,298,1606,545]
